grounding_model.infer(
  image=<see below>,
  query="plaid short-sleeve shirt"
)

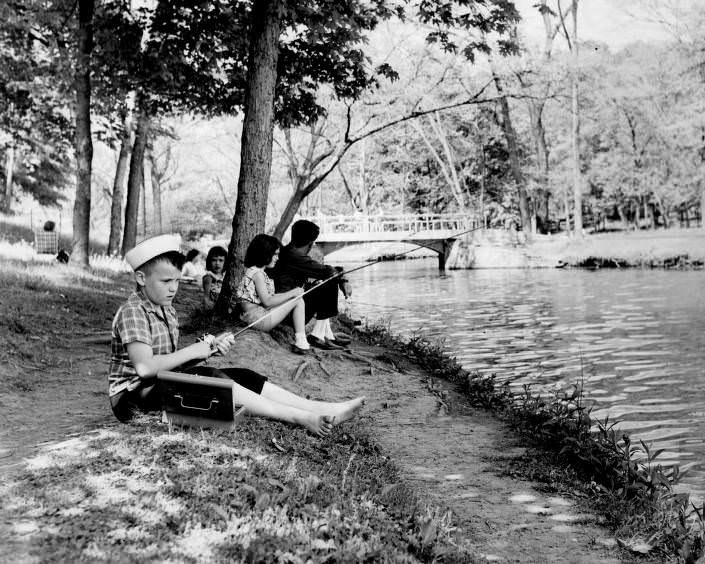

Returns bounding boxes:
[108,291,179,397]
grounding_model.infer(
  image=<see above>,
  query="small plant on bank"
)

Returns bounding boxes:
[354,319,705,562]
[507,383,704,560]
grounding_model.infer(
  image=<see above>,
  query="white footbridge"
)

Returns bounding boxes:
[300,213,479,269]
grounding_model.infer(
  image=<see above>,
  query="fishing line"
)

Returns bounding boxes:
[344,299,409,311]
[217,223,486,343]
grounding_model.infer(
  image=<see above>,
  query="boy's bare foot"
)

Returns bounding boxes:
[330,396,366,424]
[300,413,335,437]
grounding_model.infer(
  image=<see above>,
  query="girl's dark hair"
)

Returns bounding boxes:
[185,249,200,262]
[244,234,281,268]
[205,246,227,270]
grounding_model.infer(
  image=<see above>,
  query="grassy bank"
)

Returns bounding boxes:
[0,260,474,563]
[532,229,705,269]
[1,418,466,563]
[353,318,705,563]
[2,250,700,562]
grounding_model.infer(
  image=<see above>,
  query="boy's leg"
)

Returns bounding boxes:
[110,383,161,422]
[229,381,334,436]
[183,366,333,435]
[260,381,365,424]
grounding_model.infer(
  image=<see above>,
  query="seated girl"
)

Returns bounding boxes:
[181,249,203,283]
[235,234,310,352]
[202,245,227,310]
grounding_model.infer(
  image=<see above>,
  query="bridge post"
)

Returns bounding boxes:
[438,239,451,270]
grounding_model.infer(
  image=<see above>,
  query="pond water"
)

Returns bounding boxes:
[344,260,705,499]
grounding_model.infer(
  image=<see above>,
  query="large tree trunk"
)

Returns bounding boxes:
[107,114,133,255]
[121,108,149,254]
[216,0,283,314]
[70,0,95,268]
[492,70,531,233]
[149,145,162,233]
[570,0,583,235]
[2,145,15,214]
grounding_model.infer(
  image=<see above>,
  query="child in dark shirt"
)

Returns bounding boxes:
[269,220,352,349]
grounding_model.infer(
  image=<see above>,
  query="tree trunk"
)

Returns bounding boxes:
[216,0,283,315]
[273,175,326,240]
[273,187,306,241]
[479,140,486,227]
[529,0,574,234]
[3,145,15,213]
[140,165,147,236]
[121,108,150,254]
[149,146,162,233]
[411,117,468,215]
[617,203,627,229]
[359,137,368,214]
[701,185,705,228]
[70,0,95,268]
[563,189,571,235]
[570,0,583,235]
[492,70,531,233]
[107,115,133,255]
[528,102,550,232]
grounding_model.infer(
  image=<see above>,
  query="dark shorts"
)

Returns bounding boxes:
[110,365,268,423]
[298,281,340,323]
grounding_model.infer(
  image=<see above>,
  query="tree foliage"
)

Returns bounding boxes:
[0,1,74,210]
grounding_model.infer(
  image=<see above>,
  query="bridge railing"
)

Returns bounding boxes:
[299,213,476,235]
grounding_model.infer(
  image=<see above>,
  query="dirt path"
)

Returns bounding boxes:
[0,280,628,562]
[271,337,627,563]
[0,353,113,473]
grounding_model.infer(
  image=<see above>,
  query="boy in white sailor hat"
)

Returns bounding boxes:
[108,234,365,435]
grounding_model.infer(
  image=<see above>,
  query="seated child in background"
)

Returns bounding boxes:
[108,234,365,436]
[202,245,227,310]
[270,219,352,350]
[181,248,203,282]
[235,234,310,353]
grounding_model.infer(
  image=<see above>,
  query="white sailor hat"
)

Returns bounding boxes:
[125,233,182,270]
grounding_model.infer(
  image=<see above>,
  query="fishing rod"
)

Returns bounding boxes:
[216,223,487,343]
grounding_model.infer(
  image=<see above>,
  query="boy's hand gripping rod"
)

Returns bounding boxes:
[216,223,487,343]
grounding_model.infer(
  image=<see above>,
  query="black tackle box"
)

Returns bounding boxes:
[157,370,246,430]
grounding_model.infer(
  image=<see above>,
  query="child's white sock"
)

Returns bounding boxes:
[309,319,327,340]
[323,319,336,340]
[294,332,310,350]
